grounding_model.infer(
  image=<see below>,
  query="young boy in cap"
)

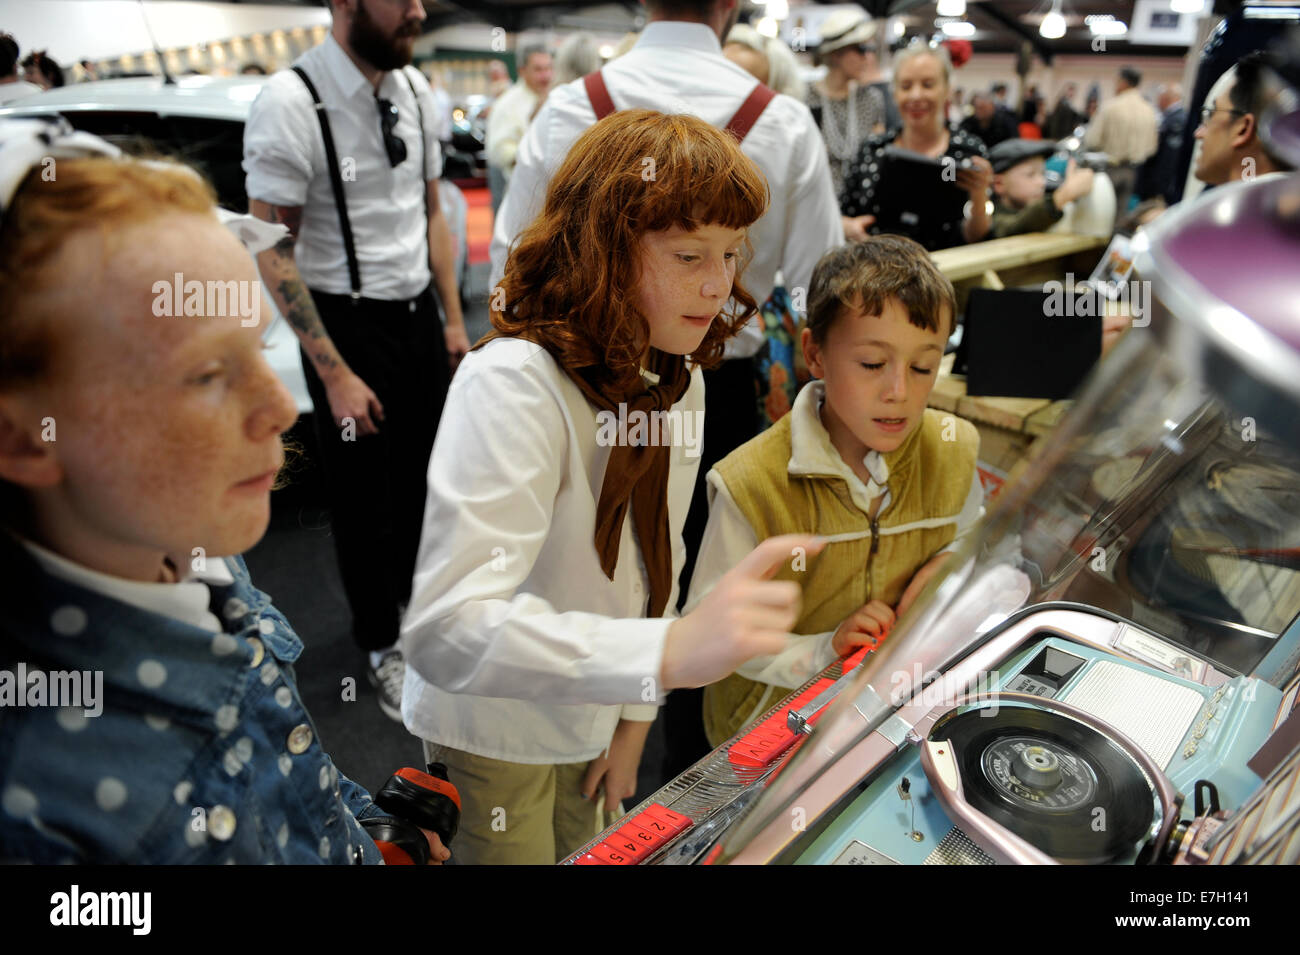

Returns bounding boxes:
[989,138,1095,238]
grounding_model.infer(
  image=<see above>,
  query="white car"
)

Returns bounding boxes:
[0,74,471,416]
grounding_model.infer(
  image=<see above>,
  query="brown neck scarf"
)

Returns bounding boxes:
[475,331,691,618]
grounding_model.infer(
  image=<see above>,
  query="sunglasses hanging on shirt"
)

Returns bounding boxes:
[376,95,407,167]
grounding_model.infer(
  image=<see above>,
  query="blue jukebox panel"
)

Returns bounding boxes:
[794,635,1282,865]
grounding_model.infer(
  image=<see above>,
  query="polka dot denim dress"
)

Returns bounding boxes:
[840,126,991,252]
[0,550,385,864]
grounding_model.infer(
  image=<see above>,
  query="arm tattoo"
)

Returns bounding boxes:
[251,202,341,374]
[267,204,302,240]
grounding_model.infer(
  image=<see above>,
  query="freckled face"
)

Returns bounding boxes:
[634,223,747,356]
[29,213,298,570]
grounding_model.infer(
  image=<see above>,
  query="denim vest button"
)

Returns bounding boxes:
[210,805,237,841]
[247,636,265,668]
[287,723,313,754]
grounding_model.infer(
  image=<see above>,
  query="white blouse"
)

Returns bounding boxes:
[399,337,704,764]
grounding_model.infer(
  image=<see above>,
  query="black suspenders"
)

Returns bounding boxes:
[291,64,429,303]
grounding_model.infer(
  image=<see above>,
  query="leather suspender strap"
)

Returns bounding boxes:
[583,70,617,121]
[292,65,362,300]
[400,67,432,287]
[581,69,776,143]
[724,83,777,142]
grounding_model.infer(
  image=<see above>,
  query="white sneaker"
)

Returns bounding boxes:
[367,649,405,723]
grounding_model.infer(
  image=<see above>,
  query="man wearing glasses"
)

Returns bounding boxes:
[1193,52,1295,188]
[244,0,469,721]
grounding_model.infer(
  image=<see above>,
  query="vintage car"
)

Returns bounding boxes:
[0,74,472,416]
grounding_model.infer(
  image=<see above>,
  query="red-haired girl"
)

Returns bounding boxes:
[400,109,819,864]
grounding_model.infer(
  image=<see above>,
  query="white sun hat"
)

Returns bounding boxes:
[816,8,879,55]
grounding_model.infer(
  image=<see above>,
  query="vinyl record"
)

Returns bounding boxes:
[930,706,1157,863]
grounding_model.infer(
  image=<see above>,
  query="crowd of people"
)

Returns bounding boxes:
[0,0,1295,866]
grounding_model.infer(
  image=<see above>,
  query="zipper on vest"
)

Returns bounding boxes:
[866,515,880,600]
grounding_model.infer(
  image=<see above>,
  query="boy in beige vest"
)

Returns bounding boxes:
[686,236,984,745]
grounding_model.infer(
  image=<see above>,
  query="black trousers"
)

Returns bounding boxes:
[662,355,761,779]
[301,285,449,652]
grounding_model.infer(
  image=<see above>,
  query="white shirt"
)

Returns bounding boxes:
[20,537,234,634]
[683,381,984,690]
[489,21,843,359]
[399,337,704,764]
[0,79,44,104]
[485,80,539,173]
[243,35,443,300]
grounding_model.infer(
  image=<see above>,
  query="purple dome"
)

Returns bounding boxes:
[1152,174,1300,351]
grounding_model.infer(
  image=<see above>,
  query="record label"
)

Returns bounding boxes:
[981,736,1099,812]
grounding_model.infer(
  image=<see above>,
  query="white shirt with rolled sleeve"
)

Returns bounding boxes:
[484,80,539,175]
[399,337,704,764]
[242,34,442,300]
[683,381,984,690]
[489,21,843,359]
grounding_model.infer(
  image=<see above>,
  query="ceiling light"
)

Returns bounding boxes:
[1040,4,1067,40]
[937,0,966,16]
[1170,0,1206,13]
[1086,14,1128,36]
[941,20,976,37]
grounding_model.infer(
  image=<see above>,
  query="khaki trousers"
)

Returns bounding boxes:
[422,742,602,865]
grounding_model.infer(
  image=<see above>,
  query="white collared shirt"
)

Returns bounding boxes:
[485,80,539,174]
[684,381,984,689]
[489,21,844,359]
[399,337,704,764]
[243,35,443,300]
[0,80,44,104]
[19,537,234,634]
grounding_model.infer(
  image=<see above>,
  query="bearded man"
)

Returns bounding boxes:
[244,0,468,721]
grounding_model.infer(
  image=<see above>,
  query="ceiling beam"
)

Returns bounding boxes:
[970,1,1055,65]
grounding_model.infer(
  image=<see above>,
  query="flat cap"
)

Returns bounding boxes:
[990,138,1057,173]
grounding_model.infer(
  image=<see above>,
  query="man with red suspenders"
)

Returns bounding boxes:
[489,0,842,787]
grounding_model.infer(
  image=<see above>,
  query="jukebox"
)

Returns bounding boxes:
[564,47,1300,867]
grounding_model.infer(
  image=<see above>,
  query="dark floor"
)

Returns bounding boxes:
[243,266,673,810]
